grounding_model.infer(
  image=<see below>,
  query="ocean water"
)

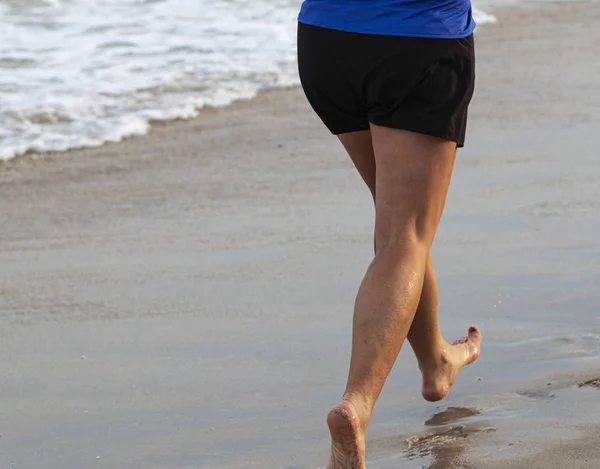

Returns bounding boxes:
[0,0,498,161]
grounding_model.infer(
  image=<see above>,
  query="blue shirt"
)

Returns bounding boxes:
[298,0,476,39]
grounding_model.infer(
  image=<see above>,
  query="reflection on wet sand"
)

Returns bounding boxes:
[368,406,493,469]
[425,407,481,427]
[408,407,494,468]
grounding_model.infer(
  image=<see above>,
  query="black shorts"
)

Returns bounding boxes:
[297,22,476,147]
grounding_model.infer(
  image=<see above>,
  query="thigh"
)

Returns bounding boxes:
[370,125,456,249]
[337,131,376,198]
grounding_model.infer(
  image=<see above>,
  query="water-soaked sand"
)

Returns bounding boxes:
[1,2,600,468]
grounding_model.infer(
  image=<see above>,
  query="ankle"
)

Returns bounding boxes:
[340,392,372,431]
[413,337,447,369]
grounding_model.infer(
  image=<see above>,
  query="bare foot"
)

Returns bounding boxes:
[326,399,366,469]
[420,326,482,402]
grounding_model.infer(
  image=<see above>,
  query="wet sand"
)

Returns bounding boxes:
[2,2,600,468]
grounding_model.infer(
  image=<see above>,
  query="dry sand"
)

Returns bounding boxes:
[2,1,600,468]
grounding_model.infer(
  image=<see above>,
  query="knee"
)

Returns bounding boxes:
[374,225,431,259]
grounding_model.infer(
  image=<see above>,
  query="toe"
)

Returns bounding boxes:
[465,326,482,363]
[452,336,468,346]
[468,326,482,340]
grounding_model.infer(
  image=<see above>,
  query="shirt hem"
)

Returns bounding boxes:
[297,18,476,39]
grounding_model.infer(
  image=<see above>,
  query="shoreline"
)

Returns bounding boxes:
[0,85,298,166]
[2,1,600,469]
